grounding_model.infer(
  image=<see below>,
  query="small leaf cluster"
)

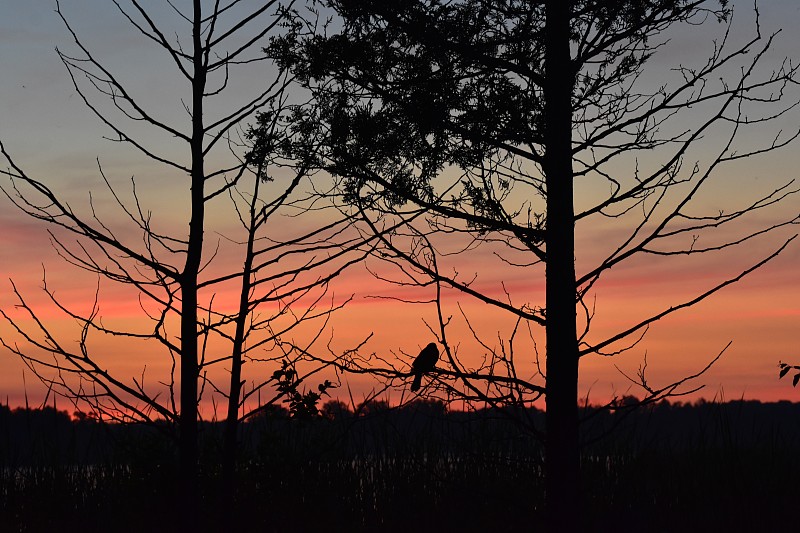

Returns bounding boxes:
[778,361,800,388]
[272,359,334,419]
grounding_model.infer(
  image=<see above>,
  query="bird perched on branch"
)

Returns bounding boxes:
[410,342,439,392]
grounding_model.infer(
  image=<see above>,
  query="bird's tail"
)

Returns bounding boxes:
[410,372,422,392]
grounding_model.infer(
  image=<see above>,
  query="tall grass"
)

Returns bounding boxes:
[2,400,800,531]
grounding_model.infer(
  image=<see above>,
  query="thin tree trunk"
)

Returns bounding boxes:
[179,0,206,526]
[544,1,580,530]
[223,176,260,500]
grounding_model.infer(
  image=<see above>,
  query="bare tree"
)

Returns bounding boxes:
[214,104,373,492]
[271,0,799,526]
[0,0,369,522]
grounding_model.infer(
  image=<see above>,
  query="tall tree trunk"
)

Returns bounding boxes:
[180,0,206,525]
[543,1,580,530]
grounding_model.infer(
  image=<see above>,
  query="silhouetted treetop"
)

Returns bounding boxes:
[272,0,731,166]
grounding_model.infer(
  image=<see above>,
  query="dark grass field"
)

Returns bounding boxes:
[2,400,799,532]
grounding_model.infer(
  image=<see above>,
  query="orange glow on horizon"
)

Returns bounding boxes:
[3,236,797,414]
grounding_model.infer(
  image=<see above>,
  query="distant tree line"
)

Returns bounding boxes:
[4,398,800,467]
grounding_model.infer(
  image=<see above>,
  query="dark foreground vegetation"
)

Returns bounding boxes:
[2,399,799,532]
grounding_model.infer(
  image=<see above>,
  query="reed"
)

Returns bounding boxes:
[2,400,799,531]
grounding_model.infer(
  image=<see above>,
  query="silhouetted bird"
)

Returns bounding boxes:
[410,342,439,392]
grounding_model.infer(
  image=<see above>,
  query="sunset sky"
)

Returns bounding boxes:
[1,0,798,414]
